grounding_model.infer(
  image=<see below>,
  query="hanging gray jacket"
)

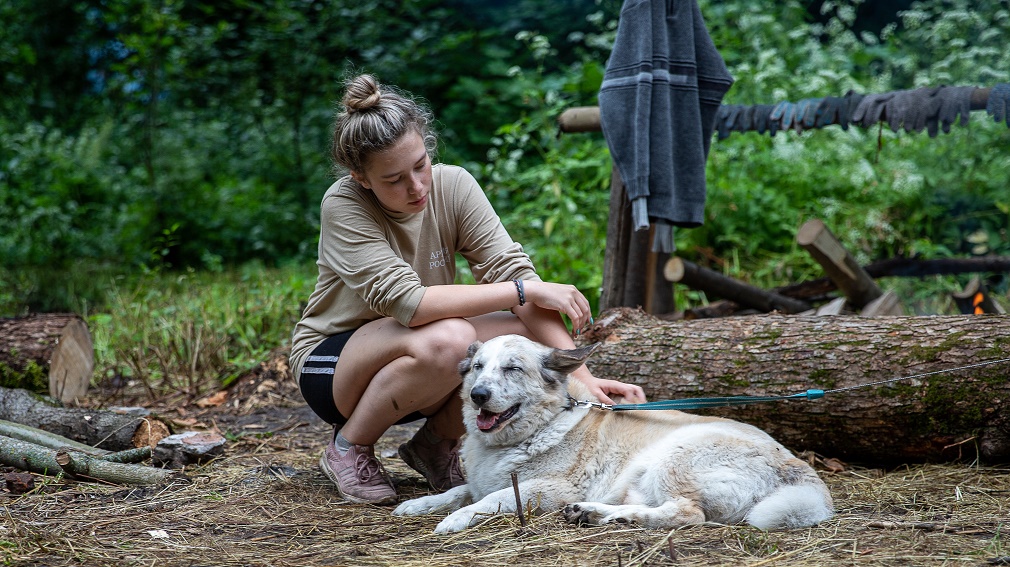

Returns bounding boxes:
[599,0,733,251]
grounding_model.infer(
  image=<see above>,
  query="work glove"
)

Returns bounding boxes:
[750,104,775,135]
[792,98,821,131]
[770,101,796,132]
[839,90,865,130]
[715,104,743,140]
[934,85,975,134]
[738,105,756,134]
[986,83,1010,127]
[813,96,845,128]
[884,87,942,134]
[851,92,895,129]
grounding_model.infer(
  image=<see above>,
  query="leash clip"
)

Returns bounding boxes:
[571,399,613,411]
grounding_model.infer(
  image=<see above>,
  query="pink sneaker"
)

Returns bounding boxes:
[320,441,397,504]
[397,430,466,492]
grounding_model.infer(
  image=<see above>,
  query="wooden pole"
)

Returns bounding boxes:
[555,87,996,134]
[624,224,650,309]
[797,219,884,310]
[664,257,811,314]
[600,167,630,311]
[557,106,602,133]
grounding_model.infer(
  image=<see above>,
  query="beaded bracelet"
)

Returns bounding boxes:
[512,279,526,307]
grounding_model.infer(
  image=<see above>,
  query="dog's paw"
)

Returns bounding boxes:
[434,509,475,534]
[393,495,445,516]
[565,502,636,526]
[564,503,602,526]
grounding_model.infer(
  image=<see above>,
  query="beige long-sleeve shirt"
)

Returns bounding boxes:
[289,164,539,378]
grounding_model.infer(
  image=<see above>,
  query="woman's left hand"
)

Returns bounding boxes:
[580,375,646,406]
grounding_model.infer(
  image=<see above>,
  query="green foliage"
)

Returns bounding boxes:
[474,32,613,309]
[2,0,1010,323]
[89,264,314,398]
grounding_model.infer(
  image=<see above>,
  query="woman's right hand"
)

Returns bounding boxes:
[522,280,593,334]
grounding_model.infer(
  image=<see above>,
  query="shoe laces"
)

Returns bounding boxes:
[353,451,384,483]
[446,449,464,484]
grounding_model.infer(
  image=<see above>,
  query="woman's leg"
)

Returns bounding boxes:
[322,311,535,498]
[331,311,534,444]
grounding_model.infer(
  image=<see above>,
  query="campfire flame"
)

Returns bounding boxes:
[973,292,985,315]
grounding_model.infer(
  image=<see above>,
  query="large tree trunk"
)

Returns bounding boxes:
[581,308,1010,465]
[0,313,93,403]
[0,386,170,451]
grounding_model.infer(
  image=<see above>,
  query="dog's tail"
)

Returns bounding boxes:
[744,484,834,530]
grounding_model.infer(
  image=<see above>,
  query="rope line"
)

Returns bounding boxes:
[823,357,1010,394]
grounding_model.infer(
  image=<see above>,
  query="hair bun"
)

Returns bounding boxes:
[343,74,382,113]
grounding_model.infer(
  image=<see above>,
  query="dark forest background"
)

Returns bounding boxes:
[2,0,1008,326]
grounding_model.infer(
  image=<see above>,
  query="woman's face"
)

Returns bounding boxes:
[352,130,431,214]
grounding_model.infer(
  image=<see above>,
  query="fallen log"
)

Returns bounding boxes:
[581,307,1010,464]
[0,313,93,403]
[0,386,170,451]
[0,435,178,485]
[865,256,1010,279]
[0,418,110,455]
[0,418,151,464]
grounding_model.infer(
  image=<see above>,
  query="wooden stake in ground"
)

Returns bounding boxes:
[0,313,93,404]
[582,307,1010,464]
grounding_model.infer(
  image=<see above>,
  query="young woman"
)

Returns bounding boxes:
[290,74,645,504]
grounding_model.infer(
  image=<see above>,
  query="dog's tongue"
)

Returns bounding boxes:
[476,409,500,431]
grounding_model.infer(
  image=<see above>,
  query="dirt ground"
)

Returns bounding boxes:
[2,359,1008,567]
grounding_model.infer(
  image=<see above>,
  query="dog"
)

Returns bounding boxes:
[393,335,833,533]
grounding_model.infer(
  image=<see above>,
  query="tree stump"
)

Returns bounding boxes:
[581,307,1010,465]
[0,313,94,404]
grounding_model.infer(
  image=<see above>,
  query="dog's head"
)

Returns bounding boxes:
[457,335,599,446]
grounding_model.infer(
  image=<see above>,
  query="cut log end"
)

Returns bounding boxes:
[0,313,94,404]
[132,418,172,449]
[795,218,827,246]
[49,317,94,404]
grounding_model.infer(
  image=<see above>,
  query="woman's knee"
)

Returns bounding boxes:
[412,318,477,373]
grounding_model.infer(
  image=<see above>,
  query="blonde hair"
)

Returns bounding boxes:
[330,74,437,177]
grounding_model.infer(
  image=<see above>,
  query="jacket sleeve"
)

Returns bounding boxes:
[450,168,540,284]
[318,192,425,327]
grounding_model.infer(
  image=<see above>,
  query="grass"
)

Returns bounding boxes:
[87,262,315,403]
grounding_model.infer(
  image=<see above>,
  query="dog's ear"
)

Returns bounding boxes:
[458,340,483,376]
[544,342,600,376]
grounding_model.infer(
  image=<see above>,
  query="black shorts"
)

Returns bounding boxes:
[298,329,425,426]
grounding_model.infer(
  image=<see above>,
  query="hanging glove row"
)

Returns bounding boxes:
[715,83,1010,140]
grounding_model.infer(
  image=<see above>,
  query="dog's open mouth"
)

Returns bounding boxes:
[476,403,520,432]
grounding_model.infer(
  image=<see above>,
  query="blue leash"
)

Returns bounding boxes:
[572,357,1010,412]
